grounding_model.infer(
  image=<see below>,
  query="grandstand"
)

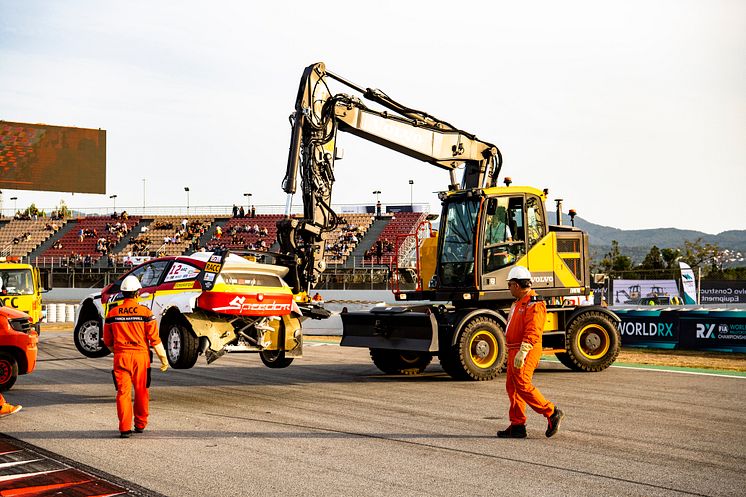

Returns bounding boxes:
[128,215,213,257]
[1,206,433,272]
[37,215,141,265]
[0,218,66,258]
[206,214,282,252]
[324,213,374,265]
[362,211,428,266]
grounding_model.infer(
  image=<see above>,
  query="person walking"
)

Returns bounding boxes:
[103,275,169,438]
[497,266,564,438]
[0,393,21,417]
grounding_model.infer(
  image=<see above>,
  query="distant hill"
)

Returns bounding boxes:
[547,211,746,264]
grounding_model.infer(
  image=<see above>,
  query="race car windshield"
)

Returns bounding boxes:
[217,271,283,288]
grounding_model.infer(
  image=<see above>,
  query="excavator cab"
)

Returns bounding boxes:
[403,184,589,305]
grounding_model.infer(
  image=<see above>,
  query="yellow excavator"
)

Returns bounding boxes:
[277,62,620,380]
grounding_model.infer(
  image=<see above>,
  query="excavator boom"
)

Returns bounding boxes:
[278,62,502,294]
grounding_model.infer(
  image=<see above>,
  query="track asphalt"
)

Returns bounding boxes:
[1,331,744,496]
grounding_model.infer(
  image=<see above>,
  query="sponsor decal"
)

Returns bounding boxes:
[199,293,293,315]
[173,281,195,289]
[205,262,222,273]
[0,297,20,308]
[696,322,746,340]
[212,295,291,313]
[164,262,200,282]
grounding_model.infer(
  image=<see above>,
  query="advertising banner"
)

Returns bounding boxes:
[613,309,678,349]
[678,310,746,353]
[611,279,680,305]
[679,262,698,304]
[700,280,746,304]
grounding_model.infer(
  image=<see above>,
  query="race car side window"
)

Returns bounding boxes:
[129,260,170,288]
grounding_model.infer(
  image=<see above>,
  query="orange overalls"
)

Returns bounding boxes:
[103,298,160,433]
[504,289,554,426]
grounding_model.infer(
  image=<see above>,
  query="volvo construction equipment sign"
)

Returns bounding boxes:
[0,121,106,194]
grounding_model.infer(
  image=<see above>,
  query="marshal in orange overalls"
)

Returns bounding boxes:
[504,289,555,426]
[103,298,160,433]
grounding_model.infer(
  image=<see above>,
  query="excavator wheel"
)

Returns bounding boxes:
[557,311,620,372]
[439,316,506,381]
[369,349,432,375]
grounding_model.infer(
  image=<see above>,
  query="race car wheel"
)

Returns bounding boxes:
[0,352,18,392]
[74,316,110,358]
[369,349,432,375]
[561,311,620,372]
[161,318,199,369]
[259,350,294,369]
[439,316,506,381]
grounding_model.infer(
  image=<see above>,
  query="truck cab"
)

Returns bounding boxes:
[0,259,45,333]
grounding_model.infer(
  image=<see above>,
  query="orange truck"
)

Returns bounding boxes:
[0,306,38,391]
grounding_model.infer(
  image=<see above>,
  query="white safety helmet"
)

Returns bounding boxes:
[120,275,142,292]
[507,266,532,282]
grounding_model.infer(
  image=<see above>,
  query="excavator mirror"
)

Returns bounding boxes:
[486,198,497,216]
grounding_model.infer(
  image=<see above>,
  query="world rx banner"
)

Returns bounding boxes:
[613,309,678,349]
[613,308,746,352]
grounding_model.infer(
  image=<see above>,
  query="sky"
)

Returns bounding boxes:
[0,0,744,234]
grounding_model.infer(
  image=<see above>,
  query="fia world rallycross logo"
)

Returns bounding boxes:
[696,323,728,339]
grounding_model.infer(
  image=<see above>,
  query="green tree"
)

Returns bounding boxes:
[600,240,633,274]
[680,238,722,276]
[661,248,681,269]
[639,245,666,271]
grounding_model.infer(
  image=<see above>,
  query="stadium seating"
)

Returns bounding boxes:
[362,212,428,266]
[0,219,66,258]
[207,215,283,252]
[124,216,213,257]
[39,215,140,262]
[323,213,374,265]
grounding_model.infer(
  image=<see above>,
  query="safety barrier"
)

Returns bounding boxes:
[613,307,746,353]
[42,303,79,323]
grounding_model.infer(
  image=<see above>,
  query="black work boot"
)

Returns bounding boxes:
[545,407,565,438]
[134,426,145,434]
[496,424,527,438]
[119,431,132,439]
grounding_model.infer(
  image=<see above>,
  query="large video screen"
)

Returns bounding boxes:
[0,121,106,194]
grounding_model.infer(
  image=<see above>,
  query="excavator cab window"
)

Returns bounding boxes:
[482,196,526,273]
[439,198,479,287]
[525,195,545,249]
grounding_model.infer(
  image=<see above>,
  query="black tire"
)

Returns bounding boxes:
[160,316,199,369]
[553,352,581,371]
[0,352,18,391]
[369,349,432,375]
[74,315,111,358]
[259,350,294,369]
[563,311,620,372]
[439,316,506,381]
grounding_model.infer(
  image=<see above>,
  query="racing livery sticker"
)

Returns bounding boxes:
[164,262,200,283]
[199,248,228,291]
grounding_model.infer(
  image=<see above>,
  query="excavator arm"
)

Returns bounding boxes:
[278,62,502,295]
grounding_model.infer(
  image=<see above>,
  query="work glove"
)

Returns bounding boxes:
[154,343,169,372]
[513,342,533,369]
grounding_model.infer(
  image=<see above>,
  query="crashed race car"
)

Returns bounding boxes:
[73,250,303,369]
